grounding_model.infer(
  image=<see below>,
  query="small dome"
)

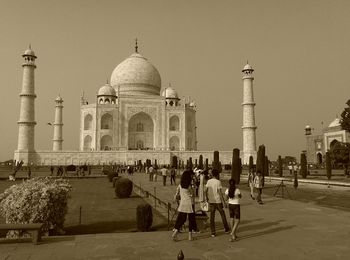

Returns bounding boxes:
[110,52,161,96]
[328,118,341,128]
[55,95,63,102]
[162,87,178,99]
[242,63,253,72]
[305,125,311,129]
[98,84,116,97]
[23,48,36,57]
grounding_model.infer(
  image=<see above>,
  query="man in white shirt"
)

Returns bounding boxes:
[161,165,168,186]
[205,169,230,237]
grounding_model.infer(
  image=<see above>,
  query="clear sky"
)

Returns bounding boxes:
[0,0,349,161]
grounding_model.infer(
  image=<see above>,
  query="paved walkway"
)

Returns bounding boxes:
[1,172,350,259]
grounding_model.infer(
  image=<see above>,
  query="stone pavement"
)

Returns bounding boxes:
[1,172,350,259]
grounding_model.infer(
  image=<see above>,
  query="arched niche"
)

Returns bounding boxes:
[169,136,180,151]
[101,113,113,129]
[83,135,92,151]
[169,115,180,131]
[100,135,113,150]
[84,114,93,130]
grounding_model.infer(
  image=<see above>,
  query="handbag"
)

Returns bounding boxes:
[200,201,209,212]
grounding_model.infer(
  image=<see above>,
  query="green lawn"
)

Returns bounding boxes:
[0,177,167,236]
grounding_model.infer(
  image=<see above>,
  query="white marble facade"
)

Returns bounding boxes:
[79,49,197,153]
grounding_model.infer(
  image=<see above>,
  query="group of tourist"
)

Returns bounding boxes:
[147,165,177,186]
[170,166,265,242]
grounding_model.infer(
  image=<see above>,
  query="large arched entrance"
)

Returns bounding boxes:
[128,112,154,150]
[169,136,180,151]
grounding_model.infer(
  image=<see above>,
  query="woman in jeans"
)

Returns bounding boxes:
[172,170,197,241]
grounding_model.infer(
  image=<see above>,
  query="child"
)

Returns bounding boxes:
[225,178,241,241]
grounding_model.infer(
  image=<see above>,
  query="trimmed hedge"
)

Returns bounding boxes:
[115,178,133,198]
[136,203,153,231]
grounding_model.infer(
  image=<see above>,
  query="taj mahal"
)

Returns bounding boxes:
[14,42,257,166]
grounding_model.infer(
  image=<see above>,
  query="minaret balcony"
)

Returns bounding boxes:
[241,102,256,106]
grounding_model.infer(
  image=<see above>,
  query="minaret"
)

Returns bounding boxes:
[17,46,37,157]
[53,95,64,151]
[242,62,257,164]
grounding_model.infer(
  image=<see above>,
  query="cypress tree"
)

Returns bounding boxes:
[198,155,204,170]
[231,148,241,184]
[205,158,209,170]
[248,155,254,172]
[278,155,283,177]
[326,152,332,180]
[256,145,266,185]
[189,157,193,170]
[300,153,307,179]
[213,151,221,173]
[172,156,178,169]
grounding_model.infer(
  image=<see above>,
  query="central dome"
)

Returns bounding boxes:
[110,53,161,96]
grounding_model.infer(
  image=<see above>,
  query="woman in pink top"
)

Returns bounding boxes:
[172,170,197,241]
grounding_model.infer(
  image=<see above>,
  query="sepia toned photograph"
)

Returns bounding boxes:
[0,0,349,259]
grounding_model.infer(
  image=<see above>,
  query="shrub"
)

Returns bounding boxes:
[112,176,121,187]
[0,178,72,237]
[136,203,153,231]
[107,170,118,182]
[115,178,133,198]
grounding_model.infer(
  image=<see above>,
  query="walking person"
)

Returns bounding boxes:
[172,170,198,241]
[50,166,54,176]
[248,167,255,200]
[153,167,158,182]
[170,166,176,185]
[148,165,154,181]
[205,169,230,237]
[254,170,264,204]
[161,165,168,186]
[225,179,241,241]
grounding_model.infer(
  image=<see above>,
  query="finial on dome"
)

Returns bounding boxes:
[29,44,32,50]
[135,38,138,53]
[106,78,109,84]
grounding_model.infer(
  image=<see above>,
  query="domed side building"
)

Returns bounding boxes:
[305,116,350,164]
[79,47,197,152]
